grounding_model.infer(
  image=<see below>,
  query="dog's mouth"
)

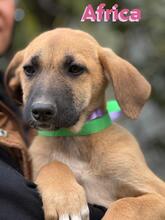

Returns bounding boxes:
[28,115,80,131]
[29,121,60,131]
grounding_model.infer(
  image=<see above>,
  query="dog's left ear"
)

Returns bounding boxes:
[99,47,151,119]
[5,50,24,104]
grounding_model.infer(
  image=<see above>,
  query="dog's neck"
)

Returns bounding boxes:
[86,97,108,120]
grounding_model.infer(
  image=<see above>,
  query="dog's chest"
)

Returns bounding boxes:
[52,150,88,178]
[51,149,114,207]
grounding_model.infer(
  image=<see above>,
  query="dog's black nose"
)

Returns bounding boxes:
[31,103,56,122]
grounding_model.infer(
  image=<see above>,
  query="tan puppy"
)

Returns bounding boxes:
[5,28,165,220]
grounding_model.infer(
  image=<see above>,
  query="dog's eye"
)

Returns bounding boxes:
[23,65,36,77]
[68,64,85,76]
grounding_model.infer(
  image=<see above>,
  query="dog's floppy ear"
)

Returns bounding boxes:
[5,50,24,104]
[99,48,151,119]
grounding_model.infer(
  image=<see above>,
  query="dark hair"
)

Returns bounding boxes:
[0,71,20,115]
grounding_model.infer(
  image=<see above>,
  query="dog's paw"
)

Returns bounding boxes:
[41,182,89,220]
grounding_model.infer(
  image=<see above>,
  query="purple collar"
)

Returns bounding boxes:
[88,109,104,121]
[88,108,122,122]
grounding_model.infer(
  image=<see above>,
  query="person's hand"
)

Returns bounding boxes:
[0,0,15,55]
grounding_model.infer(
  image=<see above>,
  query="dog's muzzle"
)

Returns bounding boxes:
[31,103,57,122]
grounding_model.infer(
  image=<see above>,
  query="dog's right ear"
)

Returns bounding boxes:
[5,50,24,104]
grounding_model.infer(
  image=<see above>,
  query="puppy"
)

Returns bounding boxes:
[5,28,165,220]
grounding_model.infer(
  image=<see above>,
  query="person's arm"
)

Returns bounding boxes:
[0,147,44,220]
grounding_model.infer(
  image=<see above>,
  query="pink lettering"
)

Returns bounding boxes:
[118,9,129,22]
[129,9,141,22]
[81,4,96,22]
[96,3,106,22]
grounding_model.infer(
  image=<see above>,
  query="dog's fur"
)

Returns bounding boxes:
[5,28,165,220]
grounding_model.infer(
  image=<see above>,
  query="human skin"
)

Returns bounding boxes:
[0,0,15,55]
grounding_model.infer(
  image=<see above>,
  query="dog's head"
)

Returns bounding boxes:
[5,28,151,131]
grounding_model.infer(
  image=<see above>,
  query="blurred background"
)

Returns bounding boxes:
[0,0,165,178]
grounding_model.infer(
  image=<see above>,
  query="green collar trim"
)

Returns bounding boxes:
[107,100,121,112]
[38,100,120,137]
[38,113,112,137]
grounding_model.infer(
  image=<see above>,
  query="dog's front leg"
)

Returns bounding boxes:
[102,193,165,220]
[36,161,89,220]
